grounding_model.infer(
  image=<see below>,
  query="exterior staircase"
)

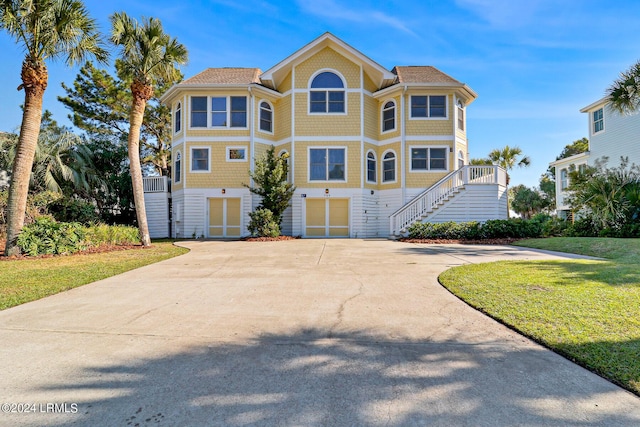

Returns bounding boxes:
[389,165,507,236]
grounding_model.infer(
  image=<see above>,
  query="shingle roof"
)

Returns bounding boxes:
[182,68,262,85]
[391,66,461,84]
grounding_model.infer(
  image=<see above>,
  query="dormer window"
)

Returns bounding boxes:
[309,71,345,113]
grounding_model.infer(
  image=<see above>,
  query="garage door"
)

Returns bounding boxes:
[305,198,349,237]
[209,198,241,237]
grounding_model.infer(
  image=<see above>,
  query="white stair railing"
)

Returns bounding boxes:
[389,165,504,235]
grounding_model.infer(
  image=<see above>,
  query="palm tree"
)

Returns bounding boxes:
[488,145,531,185]
[110,12,187,247]
[607,60,640,114]
[488,145,531,218]
[0,0,107,255]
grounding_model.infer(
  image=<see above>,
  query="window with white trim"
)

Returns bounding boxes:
[227,147,247,162]
[560,168,568,190]
[174,151,181,183]
[279,150,291,181]
[191,96,207,127]
[457,100,464,130]
[593,108,604,134]
[458,150,465,169]
[382,101,396,132]
[190,96,247,128]
[259,101,273,132]
[383,151,396,183]
[309,72,345,113]
[309,148,345,181]
[191,148,209,172]
[411,147,448,171]
[367,151,376,183]
[411,95,447,118]
[174,102,181,133]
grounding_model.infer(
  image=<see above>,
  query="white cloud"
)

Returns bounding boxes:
[296,0,417,36]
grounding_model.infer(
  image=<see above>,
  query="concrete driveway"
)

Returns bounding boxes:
[1,239,639,426]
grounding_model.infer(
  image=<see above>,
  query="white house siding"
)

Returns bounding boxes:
[143,192,170,238]
[589,107,640,168]
[378,189,403,237]
[425,184,507,223]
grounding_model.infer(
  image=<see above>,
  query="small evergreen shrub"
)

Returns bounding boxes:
[16,216,87,256]
[49,198,100,224]
[248,208,280,237]
[84,224,140,246]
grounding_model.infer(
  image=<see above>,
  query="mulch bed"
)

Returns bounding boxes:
[400,238,521,245]
[0,239,146,261]
[242,235,301,242]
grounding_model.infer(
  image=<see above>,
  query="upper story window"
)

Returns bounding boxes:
[593,108,604,134]
[309,148,345,181]
[458,150,465,169]
[309,71,345,113]
[260,101,273,133]
[191,97,207,127]
[457,100,464,130]
[174,102,182,133]
[227,147,247,162]
[367,151,376,183]
[383,151,396,183]
[382,101,396,132]
[560,168,568,190]
[190,96,247,128]
[411,147,448,171]
[411,95,447,118]
[174,151,181,183]
[191,147,210,172]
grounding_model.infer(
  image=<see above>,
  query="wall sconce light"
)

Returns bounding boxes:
[450,146,454,152]
[371,190,375,195]
[325,188,329,195]
[221,188,226,194]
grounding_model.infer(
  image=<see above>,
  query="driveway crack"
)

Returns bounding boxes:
[327,270,364,338]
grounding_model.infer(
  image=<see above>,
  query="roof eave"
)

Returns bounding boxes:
[580,97,608,113]
[160,83,283,105]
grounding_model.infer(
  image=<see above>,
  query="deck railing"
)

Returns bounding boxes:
[389,165,506,235]
[143,176,168,193]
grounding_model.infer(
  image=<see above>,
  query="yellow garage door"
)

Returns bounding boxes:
[305,198,349,237]
[209,198,241,237]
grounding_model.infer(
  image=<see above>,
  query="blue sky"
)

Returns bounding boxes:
[1,0,639,187]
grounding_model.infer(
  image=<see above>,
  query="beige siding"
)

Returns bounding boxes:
[363,72,378,93]
[364,95,378,140]
[185,142,250,188]
[279,71,292,93]
[274,95,292,141]
[294,47,360,89]
[294,92,361,136]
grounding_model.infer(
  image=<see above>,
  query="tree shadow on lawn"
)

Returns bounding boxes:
[28,329,640,426]
[519,260,640,287]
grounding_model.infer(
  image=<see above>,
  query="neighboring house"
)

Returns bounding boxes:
[152,33,507,238]
[551,97,640,219]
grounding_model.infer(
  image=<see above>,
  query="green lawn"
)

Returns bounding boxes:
[439,237,640,395]
[0,242,189,310]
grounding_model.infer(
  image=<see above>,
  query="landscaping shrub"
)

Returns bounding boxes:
[16,216,87,256]
[84,224,140,246]
[407,221,481,239]
[407,217,554,240]
[248,208,280,237]
[49,197,100,224]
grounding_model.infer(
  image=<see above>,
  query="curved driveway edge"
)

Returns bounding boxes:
[1,239,638,426]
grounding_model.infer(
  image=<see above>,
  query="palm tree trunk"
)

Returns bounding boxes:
[4,62,47,256]
[129,88,152,247]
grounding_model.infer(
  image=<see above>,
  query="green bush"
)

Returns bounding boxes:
[248,208,280,237]
[49,197,100,224]
[407,217,554,240]
[407,221,482,239]
[16,216,87,256]
[84,224,140,246]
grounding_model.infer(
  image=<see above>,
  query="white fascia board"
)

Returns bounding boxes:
[549,151,590,167]
[160,83,282,105]
[580,97,608,113]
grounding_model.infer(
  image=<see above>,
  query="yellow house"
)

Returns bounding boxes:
[157,33,507,238]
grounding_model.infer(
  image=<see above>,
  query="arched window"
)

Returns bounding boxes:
[174,151,181,183]
[383,151,396,183]
[260,101,273,132]
[458,150,465,169]
[309,71,345,113]
[367,151,376,183]
[174,102,181,133]
[382,101,395,132]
